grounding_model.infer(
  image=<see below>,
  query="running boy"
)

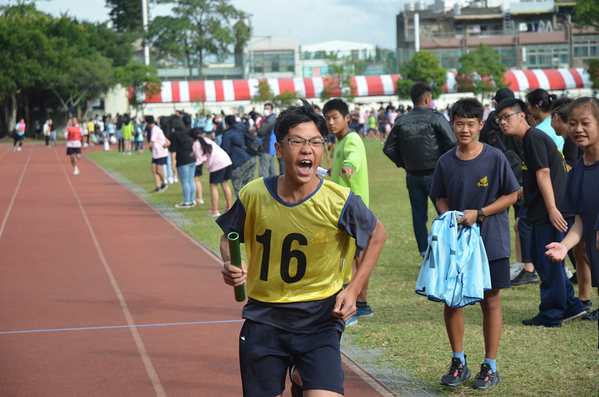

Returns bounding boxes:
[546,97,599,322]
[496,98,586,327]
[65,116,84,175]
[324,98,372,325]
[217,99,386,397]
[430,98,519,389]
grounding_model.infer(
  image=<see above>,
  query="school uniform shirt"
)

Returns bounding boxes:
[216,176,377,334]
[65,125,82,148]
[521,127,570,227]
[192,140,208,165]
[330,131,370,207]
[562,158,599,287]
[430,144,520,261]
[150,125,169,159]
[168,132,195,166]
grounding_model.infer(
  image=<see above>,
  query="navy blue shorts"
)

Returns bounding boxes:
[66,147,81,155]
[489,257,511,289]
[194,163,203,177]
[239,320,344,397]
[152,156,168,165]
[209,165,232,184]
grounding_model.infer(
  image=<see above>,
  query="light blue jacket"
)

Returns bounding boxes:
[415,211,491,308]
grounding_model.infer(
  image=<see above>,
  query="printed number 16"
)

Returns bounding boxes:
[256,229,307,283]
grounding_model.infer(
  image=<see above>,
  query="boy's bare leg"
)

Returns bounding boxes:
[480,289,502,360]
[514,219,522,262]
[574,240,591,302]
[222,182,232,208]
[444,305,464,354]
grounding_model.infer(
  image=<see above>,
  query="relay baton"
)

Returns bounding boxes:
[227,232,246,302]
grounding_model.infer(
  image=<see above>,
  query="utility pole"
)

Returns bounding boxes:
[142,0,150,66]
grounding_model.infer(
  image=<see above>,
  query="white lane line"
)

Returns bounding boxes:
[0,146,13,162]
[0,146,33,241]
[53,150,167,397]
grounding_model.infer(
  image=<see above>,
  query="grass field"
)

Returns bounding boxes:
[87,140,599,397]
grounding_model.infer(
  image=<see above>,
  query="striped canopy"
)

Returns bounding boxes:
[138,68,592,103]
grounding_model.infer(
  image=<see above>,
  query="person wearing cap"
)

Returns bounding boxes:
[496,98,586,327]
[481,88,536,286]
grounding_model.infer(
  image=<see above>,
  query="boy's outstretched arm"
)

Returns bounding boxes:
[220,234,247,287]
[333,220,386,322]
[546,215,584,262]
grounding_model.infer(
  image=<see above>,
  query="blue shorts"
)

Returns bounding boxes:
[66,147,81,155]
[239,320,344,397]
[209,165,232,184]
[489,257,510,289]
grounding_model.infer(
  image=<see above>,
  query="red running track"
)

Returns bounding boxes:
[0,143,394,396]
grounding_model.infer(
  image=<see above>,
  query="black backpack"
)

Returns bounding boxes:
[485,129,523,185]
[241,130,262,156]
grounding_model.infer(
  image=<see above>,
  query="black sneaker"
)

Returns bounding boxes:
[439,357,471,387]
[159,183,168,193]
[511,269,539,286]
[521,317,561,328]
[150,187,161,193]
[583,301,594,314]
[582,308,599,322]
[472,363,501,390]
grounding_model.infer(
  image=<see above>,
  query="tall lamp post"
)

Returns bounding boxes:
[142,0,150,66]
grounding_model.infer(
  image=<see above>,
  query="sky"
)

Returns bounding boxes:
[32,0,407,48]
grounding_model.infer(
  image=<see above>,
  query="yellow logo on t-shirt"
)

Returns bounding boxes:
[477,176,489,187]
[310,229,329,244]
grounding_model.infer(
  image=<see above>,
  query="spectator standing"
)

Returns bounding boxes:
[496,98,585,327]
[221,115,259,195]
[202,132,233,217]
[122,115,134,155]
[324,99,372,327]
[137,116,169,193]
[49,120,57,147]
[43,119,52,148]
[169,116,196,208]
[383,83,457,257]
[115,115,124,154]
[525,89,564,151]
[188,128,207,205]
[256,103,277,177]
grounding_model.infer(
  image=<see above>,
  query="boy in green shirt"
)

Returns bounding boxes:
[324,99,372,326]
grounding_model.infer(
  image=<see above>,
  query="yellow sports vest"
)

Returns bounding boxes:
[239,178,357,303]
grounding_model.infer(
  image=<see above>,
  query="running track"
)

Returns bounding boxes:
[0,143,394,396]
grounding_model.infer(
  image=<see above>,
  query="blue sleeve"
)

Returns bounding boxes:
[429,156,447,199]
[338,194,377,251]
[215,198,247,243]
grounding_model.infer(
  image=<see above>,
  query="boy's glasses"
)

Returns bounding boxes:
[280,137,327,149]
[495,112,521,124]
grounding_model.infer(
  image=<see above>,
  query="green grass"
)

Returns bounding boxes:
[88,143,599,397]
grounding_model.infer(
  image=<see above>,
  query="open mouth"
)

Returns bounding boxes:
[298,159,313,174]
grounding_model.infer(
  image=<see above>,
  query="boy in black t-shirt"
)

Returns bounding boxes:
[496,98,586,327]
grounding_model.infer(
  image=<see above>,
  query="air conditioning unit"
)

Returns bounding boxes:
[552,58,559,67]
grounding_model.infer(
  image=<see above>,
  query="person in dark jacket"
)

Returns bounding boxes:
[221,115,259,195]
[256,103,277,177]
[383,82,457,257]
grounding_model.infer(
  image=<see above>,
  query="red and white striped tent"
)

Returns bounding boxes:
[138,68,592,103]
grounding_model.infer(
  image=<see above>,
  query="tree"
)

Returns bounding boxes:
[150,0,248,79]
[0,5,61,134]
[274,91,299,109]
[396,51,446,100]
[573,0,599,32]
[251,80,274,104]
[456,43,507,100]
[587,59,599,93]
[115,62,162,114]
[105,0,143,33]
[320,53,357,103]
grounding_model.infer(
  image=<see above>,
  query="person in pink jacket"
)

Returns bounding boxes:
[188,128,232,217]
